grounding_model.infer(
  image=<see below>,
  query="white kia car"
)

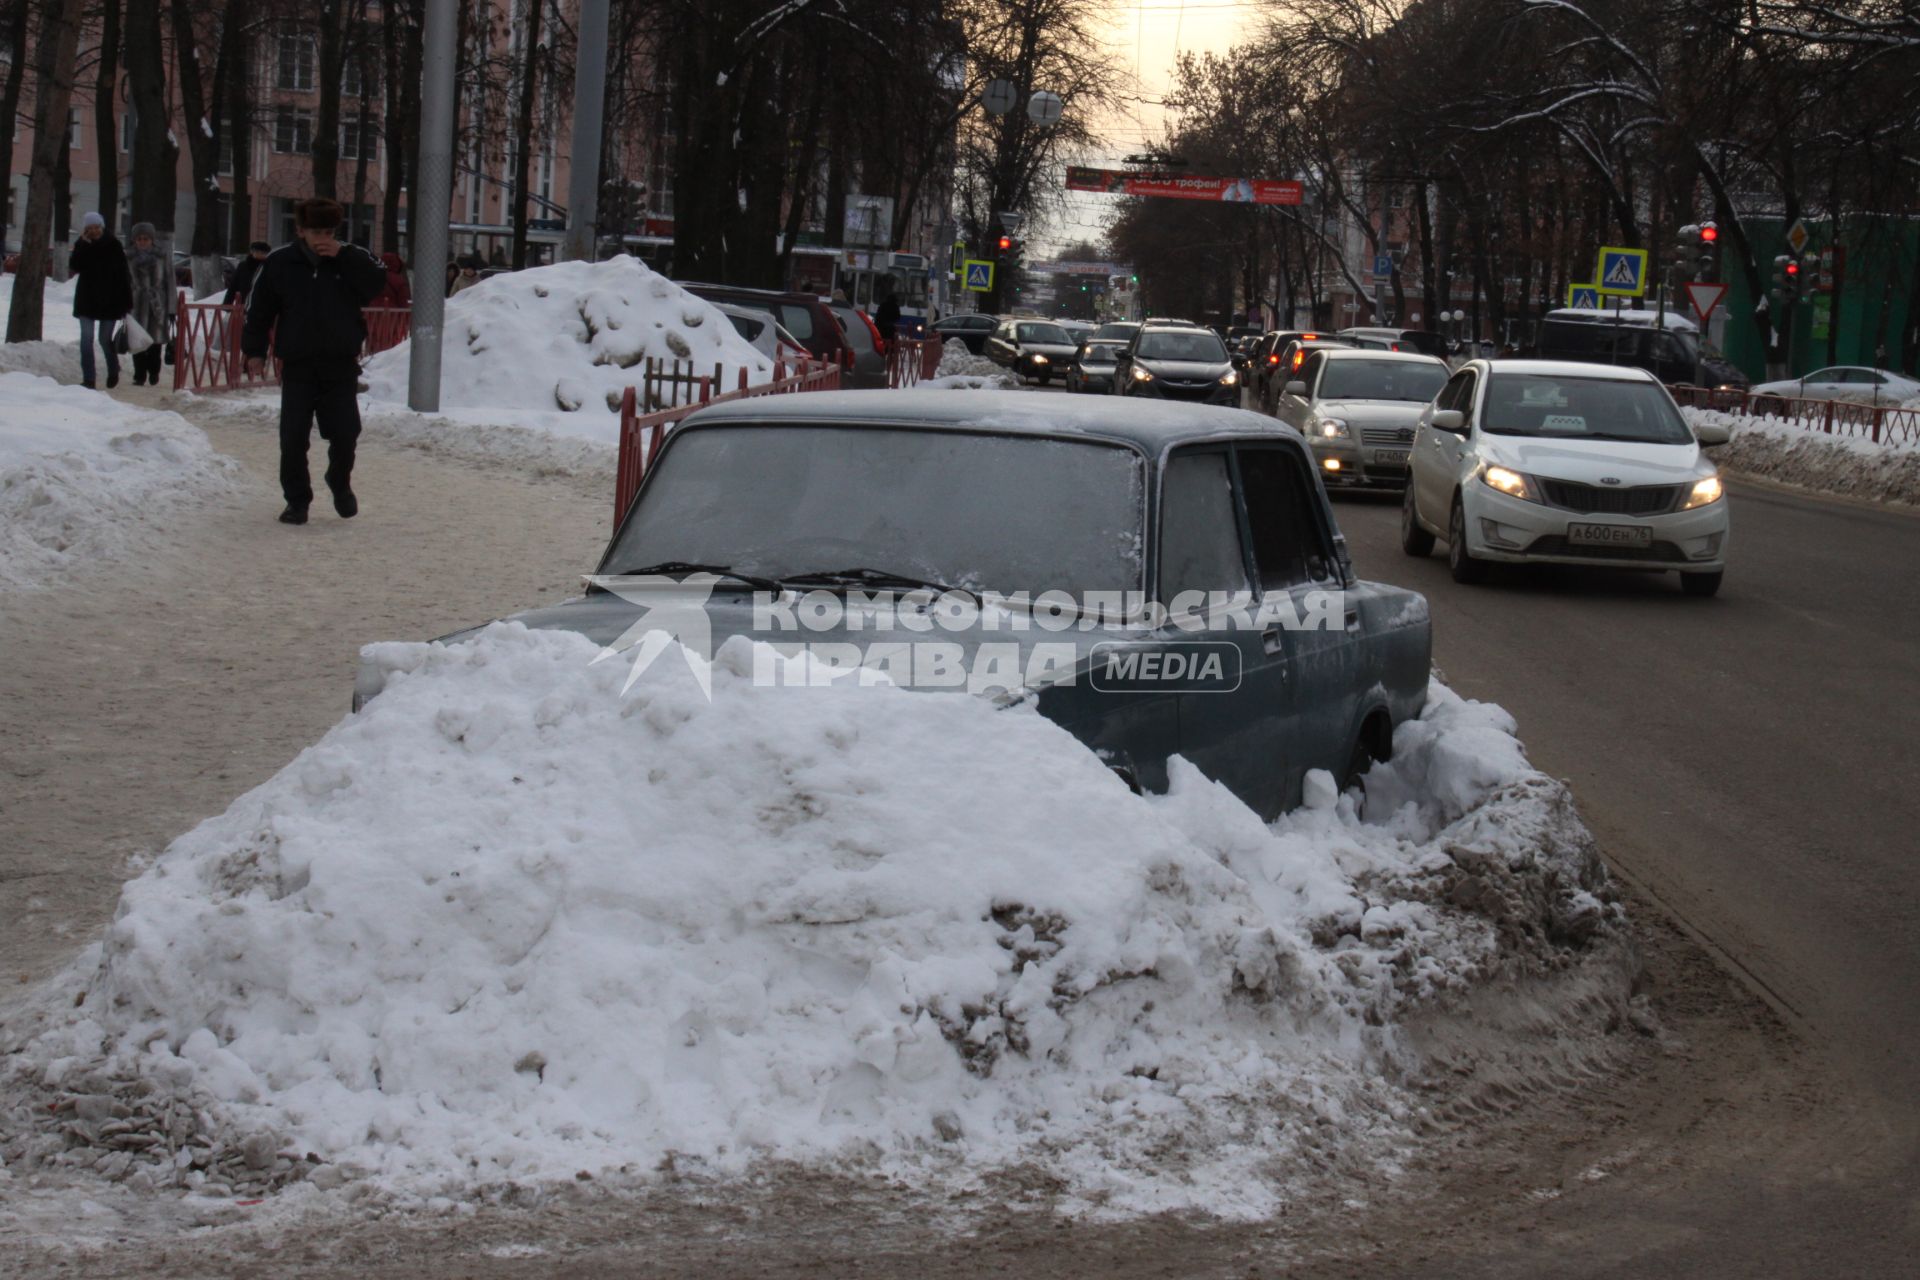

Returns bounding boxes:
[1401,360,1732,596]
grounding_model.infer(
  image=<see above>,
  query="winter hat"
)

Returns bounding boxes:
[130,221,156,241]
[82,212,105,230]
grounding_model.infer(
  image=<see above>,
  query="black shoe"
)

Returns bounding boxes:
[279,504,309,525]
[107,370,119,389]
[332,487,358,519]
[81,380,95,390]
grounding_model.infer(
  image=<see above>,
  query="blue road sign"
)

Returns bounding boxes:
[963,260,995,292]
[1567,285,1601,309]
[1595,245,1648,296]
[1373,253,1393,277]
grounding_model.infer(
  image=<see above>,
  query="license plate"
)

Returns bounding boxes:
[1567,522,1652,548]
[1370,449,1410,467]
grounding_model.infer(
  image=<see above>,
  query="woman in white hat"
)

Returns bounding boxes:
[68,212,132,389]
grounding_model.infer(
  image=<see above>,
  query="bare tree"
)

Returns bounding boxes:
[7,0,88,342]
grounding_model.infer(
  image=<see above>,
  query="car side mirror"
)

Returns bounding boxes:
[1431,409,1467,432]
[1232,353,1249,370]
[1694,420,1731,446]
[1284,379,1307,396]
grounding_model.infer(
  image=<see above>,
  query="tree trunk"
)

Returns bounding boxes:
[225,1,253,252]
[125,0,178,254]
[6,0,87,342]
[53,121,72,251]
[93,0,121,228]
[173,0,228,294]
[509,0,544,270]
[0,0,28,254]
[311,0,353,200]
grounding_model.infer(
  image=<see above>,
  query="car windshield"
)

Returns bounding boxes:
[1318,359,1448,403]
[1081,341,1125,361]
[606,425,1146,595]
[1093,324,1138,341]
[1137,331,1227,362]
[1017,323,1072,345]
[1481,374,1693,444]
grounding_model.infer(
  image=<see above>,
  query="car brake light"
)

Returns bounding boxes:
[1390,342,1401,352]
[1291,350,1306,371]
[1266,352,1280,365]
[1302,333,1319,340]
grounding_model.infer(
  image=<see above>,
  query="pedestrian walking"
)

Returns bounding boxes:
[226,241,272,303]
[241,198,387,526]
[125,224,172,386]
[68,212,131,389]
[449,255,483,295]
[873,291,902,344]
[372,251,412,308]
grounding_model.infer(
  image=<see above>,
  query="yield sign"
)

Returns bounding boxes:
[1685,282,1728,323]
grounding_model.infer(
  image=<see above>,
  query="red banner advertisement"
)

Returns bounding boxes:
[1066,166,1303,206]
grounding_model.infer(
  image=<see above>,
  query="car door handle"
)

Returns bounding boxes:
[1262,626,1287,656]
[1344,606,1361,633]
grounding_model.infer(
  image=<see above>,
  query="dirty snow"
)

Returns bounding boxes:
[0,624,1630,1218]
[360,258,775,437]
[1685,406,1920,505]
[0,373,237,593]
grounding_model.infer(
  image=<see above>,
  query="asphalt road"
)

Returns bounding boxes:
[1332,480,1920,1114]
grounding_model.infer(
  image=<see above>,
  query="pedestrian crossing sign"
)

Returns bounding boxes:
[1594,246,1648,297]
[1566,283,1602,309]
[963,259,995,292]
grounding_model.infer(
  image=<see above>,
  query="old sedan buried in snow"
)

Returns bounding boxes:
[360,392,1432,818]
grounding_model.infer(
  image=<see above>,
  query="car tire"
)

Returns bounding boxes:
[1447,495,1487,584]
[1401,483,1435,557]
[1680,570,1723,598]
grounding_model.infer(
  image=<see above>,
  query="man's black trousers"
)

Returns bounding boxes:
[278,359,362,508]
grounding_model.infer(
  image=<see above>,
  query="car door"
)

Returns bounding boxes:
[1157,445,1278,807]
[1275,351,1325,431]
[1799,367,1842,401]
[985,321,1015,366]
[1235,441,1359,811]
[1416,368,1478,519]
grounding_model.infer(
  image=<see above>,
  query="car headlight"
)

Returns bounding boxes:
[1221,370,1239,387]
[1314,417,1349,439]
[1681,473,1723,509]
[1132,365,1154,382]
[1481,464,1538,501]
[1031,353,1049,364]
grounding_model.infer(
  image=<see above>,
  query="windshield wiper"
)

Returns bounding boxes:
[782,566,977,601]
[591,561,784,593]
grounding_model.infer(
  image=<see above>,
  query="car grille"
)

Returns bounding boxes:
[1525,536,1687,563]
[1360,426,1416,447]
[1540,479,1684,516]
[1159,379,1224,400]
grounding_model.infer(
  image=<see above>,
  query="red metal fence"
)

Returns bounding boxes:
[884,337,943,389]
[170,299,412,392]
[614,356,843,521]
[1669,384,1920,449]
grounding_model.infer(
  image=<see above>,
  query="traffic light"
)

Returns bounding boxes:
[997,235,1012,253]
[1784,260,1799,280]
[1698,222,1718,245]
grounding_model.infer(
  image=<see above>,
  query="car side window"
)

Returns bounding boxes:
[1237,447,1336,590]
[1298,352,1326,394]
[1435,371,1473,413]
[1158,449,1248,604]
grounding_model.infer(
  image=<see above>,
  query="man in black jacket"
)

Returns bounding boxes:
[242,198,387,525]
[225,241,272,304]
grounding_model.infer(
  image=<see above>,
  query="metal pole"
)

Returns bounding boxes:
[564,0,610,262]
[408,0,459,412]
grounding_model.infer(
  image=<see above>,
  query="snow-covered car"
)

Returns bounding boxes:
[1114,324,1240,405]
[1750,366,1920,408]
[983,319,1079,384]
[1401,360,1733,596]
[365,391,1432,817]
[1274,348,1450,490]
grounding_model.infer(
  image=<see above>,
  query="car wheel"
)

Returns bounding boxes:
[1401,482,1436,557]
[1447,495,1487,584]
[1680,570,1723,598]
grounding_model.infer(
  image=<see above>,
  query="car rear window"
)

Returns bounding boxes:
[777,304,815,341]
[1017,323,1072,344]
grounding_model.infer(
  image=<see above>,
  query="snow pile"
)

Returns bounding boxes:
[361,258,775,437]
[0,273,83,344]
[0,339,83,383]
[922,339,1016,390]
[2,627,1631,1216]
[0,373,237,592]
[1685,406,1920,506]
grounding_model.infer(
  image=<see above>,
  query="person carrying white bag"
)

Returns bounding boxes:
[124,223,171,386]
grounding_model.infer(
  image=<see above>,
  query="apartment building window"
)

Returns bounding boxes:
[647,81,676,219]
[69,107,84,149]
[340,119,379,162]
[342,40,381,99]
[217,116,235,175]
[277,33,316,92]
[120,110,133,152]
[273,106,313,155]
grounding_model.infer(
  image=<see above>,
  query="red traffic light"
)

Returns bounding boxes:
[1784,260,1799,276]
[997,235,1012,252]
[1699,225,1718,244]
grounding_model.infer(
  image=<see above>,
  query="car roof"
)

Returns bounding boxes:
[679,389,1289,450]
[1464,358,1660,382]
[677,281,821,304]
[1318,348,1447,365]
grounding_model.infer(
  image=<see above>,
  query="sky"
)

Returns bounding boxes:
[1033,0,1262,260]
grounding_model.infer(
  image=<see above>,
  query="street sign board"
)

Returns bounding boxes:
[1566,283,1602,309]
[1786,218,1810,255]
[996,210,1024,233]
[1684,282,1729,323]
[962,259,995,292]
[1595,246,1648,296]
[1373,253,1393,277]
